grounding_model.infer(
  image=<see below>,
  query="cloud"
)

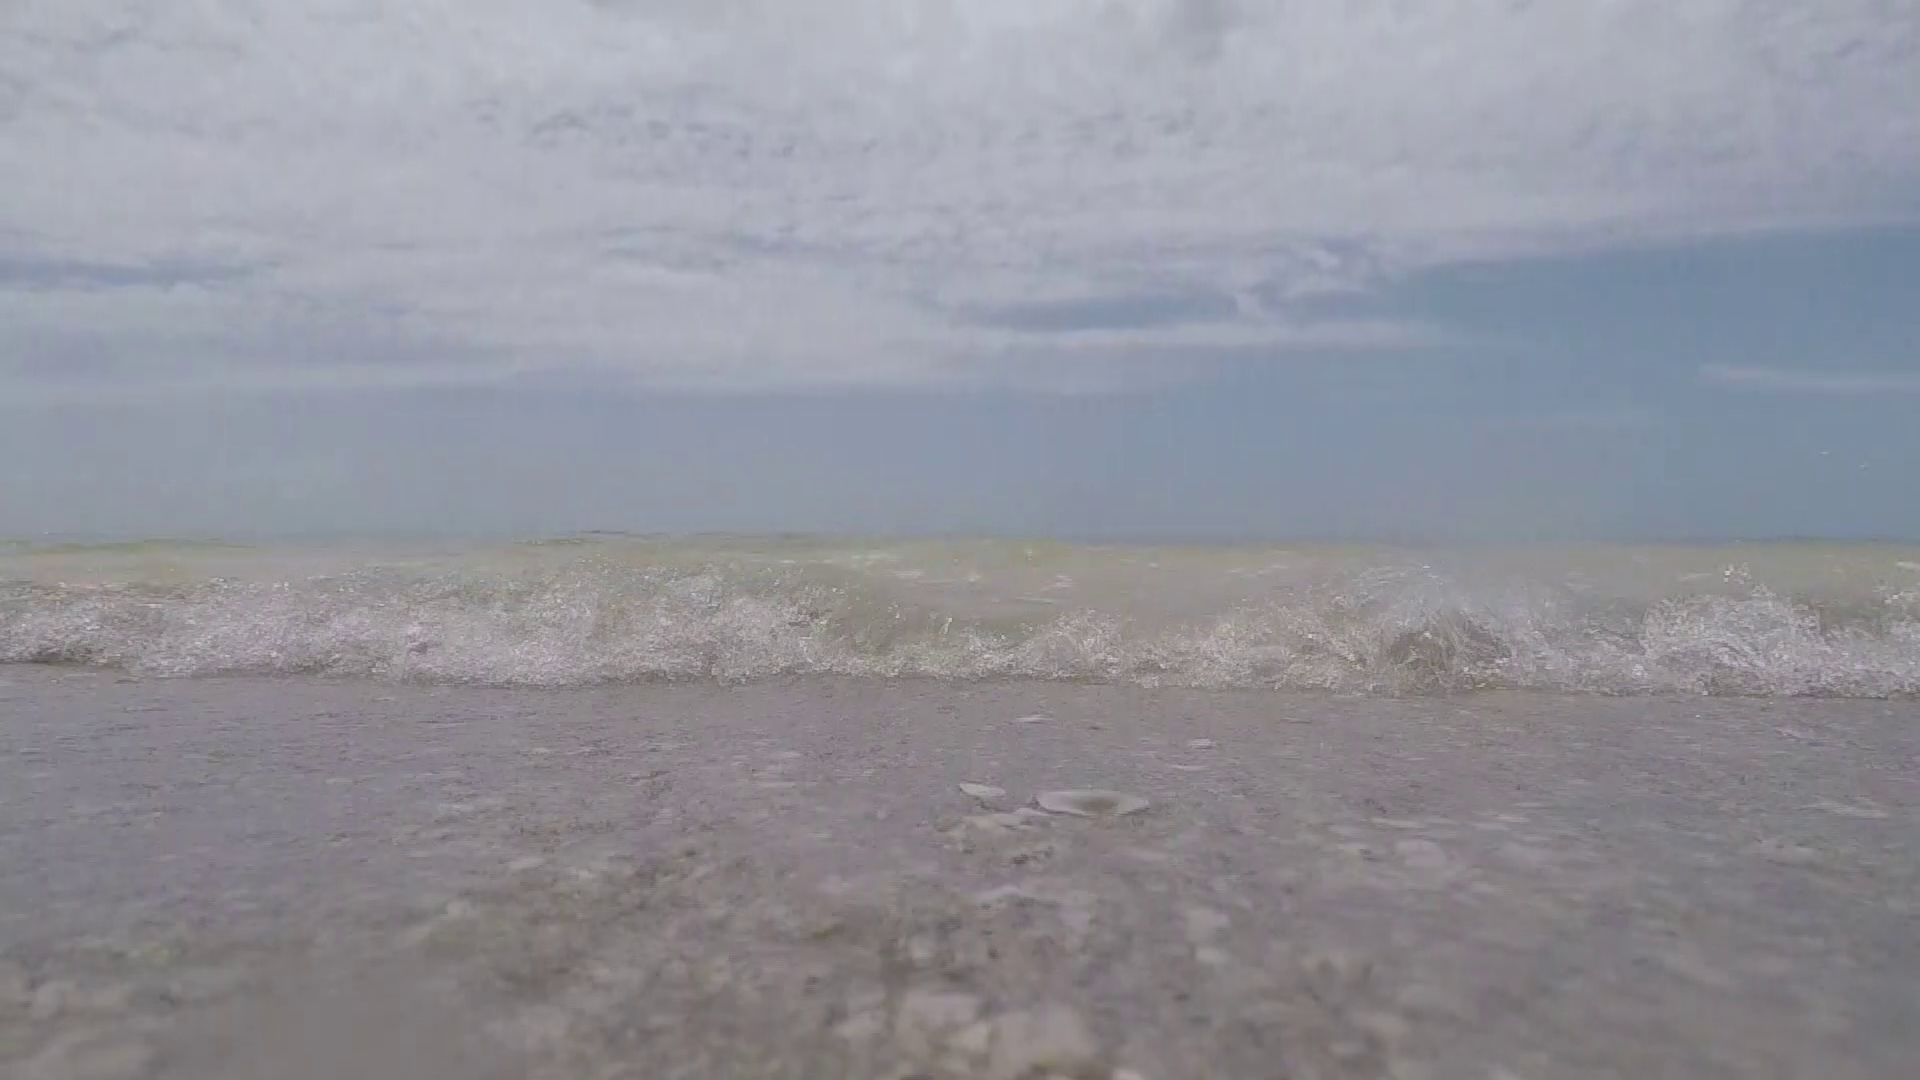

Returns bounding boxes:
[1701,364,1920,396]
[4,1,1919,395]
[0,254,257,291]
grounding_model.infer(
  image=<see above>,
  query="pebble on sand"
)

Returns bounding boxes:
[986,1004,1103,1080]
[890,991,1107,1080]
[893,987,985,1059]
[1036,790,1150,818]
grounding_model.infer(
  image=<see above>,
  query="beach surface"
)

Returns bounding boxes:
[1,667,1916,1079]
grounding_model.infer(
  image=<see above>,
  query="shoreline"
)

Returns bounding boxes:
[2,668,1915,1078]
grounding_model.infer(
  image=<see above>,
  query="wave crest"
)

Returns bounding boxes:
[4,557,1916,696]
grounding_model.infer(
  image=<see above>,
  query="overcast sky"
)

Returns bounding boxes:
[3,2,1918,540]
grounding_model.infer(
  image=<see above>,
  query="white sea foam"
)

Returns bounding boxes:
[2,538,1916,697]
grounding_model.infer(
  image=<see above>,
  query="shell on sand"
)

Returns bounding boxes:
[1035,790,1150,818]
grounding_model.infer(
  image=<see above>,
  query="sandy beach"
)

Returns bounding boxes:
[1,667,1915,1078]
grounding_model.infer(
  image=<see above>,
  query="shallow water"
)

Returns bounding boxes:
[1,670,1914,1078]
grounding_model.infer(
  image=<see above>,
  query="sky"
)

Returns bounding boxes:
[2,1,1918,541]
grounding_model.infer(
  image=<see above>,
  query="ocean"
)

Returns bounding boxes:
[5,542,1917,1077]
[4,535,1917,696]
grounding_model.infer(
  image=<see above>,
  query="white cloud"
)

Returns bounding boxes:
[3,1,1918,394]
[1701,364,1920,396]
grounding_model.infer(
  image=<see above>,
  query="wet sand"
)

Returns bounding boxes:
[1,667,1915,1079]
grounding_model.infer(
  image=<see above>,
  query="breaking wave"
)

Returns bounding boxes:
[4,548,1918,696]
